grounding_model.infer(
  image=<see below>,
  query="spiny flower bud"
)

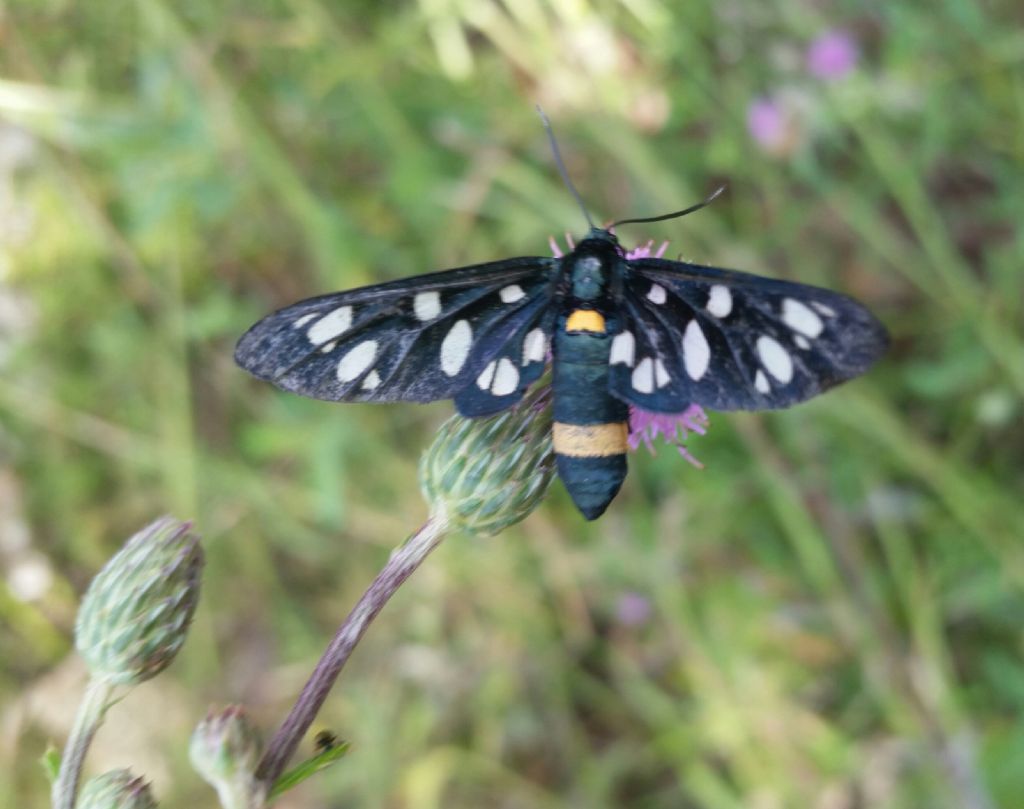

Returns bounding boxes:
[190,705,264,806]
[78,770,157,809]
[75,517,203,686]
[420,384,555,535]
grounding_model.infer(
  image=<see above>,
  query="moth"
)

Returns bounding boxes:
[235,119,888,520]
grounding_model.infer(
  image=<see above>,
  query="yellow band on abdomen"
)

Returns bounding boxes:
[552,421,628,457]
[566,309,606,333]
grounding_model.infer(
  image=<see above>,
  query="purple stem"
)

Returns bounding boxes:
[255,514,450,787]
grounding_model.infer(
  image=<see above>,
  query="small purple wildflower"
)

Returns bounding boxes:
[747,96,790,154]
[806,29,859,80]
[615,591,653,628]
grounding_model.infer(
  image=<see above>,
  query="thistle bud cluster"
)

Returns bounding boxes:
[77,769,157,809]
[75,516,203,685]
[190,705,265,807]
[420,385,555,535]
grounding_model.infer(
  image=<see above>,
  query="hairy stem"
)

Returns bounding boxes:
[52,677,116,809]
[255,513,451,787]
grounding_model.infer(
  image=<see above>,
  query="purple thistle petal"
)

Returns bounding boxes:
[628,404,709,468]
[548,233,577,256]
[624,240,670,260]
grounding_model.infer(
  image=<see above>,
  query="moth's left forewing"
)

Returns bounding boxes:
[611,258,888,412]
[234,257,558,406]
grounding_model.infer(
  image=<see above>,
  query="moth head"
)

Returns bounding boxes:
[582,227,620,249]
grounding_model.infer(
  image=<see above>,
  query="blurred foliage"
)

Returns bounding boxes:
[1,0,1023,807]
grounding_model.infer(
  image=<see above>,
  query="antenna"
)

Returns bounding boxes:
[610,185,727,229]
[536,105,595,230]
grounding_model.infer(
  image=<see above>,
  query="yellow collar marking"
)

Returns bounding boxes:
[566,309,606,333]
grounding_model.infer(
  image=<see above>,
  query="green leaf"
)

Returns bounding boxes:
[40,745,61,784]
[268,740,351,801]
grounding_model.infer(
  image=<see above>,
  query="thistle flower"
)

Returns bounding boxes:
[615,591,653,628]
[747,96,794,156]
[77,770,157,809]
[420,384,555,535]
[190,705,265,808]
[75,516,203,686]
[806,29,859,80]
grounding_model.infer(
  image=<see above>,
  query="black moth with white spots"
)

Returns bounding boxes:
[235,232,885,413]
[235,227,887,518]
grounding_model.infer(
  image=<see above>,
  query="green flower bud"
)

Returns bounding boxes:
[190,705,264,807]
[78,769,157,809]
[75,517,203,686]
[420,384,555,535]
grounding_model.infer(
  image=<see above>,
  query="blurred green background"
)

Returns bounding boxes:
[2,0,1023,806]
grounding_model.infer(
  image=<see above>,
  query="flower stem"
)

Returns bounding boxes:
[255,512,451,788]
[212,775,266,809]
[52,677,116,809]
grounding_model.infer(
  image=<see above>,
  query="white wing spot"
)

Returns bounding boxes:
[755,370,771,394]
[320,340,337,354]
[707,285,733,318]
[292,313,316,329]
[609,331,635,366]
[683,320,711,381]
[308,306,353,345]
[492,358,519,396]
[655,359,670,388]
[499,285,526,303]
[647,284,667,305]
[632,358,655,394]
[811,301,837,317]
[362,369,381,390]
[782,298,824,338]
[440,320,472,377]
[757,335,793,383]
[794,334,811,350]
[522,328,547,365]
[477,360,497,390]
[336,340,377,383]
[414,291,441,321]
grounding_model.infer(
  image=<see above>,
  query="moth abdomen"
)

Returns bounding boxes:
[552,330,629,520]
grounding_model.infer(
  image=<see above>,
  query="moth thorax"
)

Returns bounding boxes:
[570,255,606,300]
